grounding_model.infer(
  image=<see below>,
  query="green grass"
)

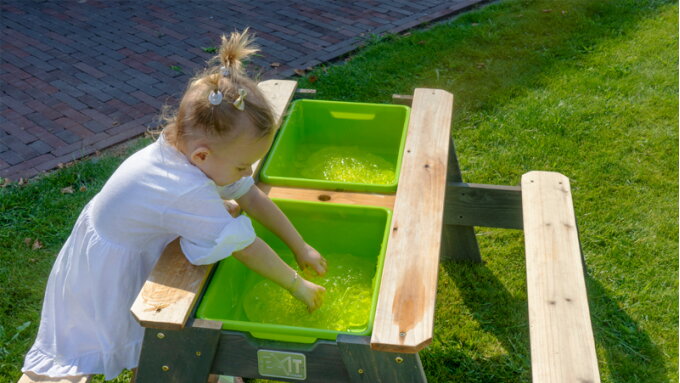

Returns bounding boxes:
[1,0,677,381]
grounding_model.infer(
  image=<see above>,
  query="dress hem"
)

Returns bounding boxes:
[22,341,142,381]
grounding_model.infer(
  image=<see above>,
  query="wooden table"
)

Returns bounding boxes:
[131,80,600,383]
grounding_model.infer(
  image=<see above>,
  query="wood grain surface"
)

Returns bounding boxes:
[522,171,600,383]
[370,88,453,353]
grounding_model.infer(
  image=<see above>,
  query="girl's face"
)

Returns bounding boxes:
[187,121,275,187]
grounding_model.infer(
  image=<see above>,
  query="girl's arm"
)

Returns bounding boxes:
[233,237,325,311]
[236,186,327,276]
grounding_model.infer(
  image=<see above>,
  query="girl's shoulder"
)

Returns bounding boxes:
[106,138,214,200]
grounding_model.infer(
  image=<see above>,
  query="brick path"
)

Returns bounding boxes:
[1,0,482,180]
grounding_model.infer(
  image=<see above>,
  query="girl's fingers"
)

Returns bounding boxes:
[317,258,328,275]
[315,263,326,276]
[310,287,325,311]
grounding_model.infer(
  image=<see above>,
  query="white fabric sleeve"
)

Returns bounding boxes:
[162,185,256,265]
[217,176,254,200]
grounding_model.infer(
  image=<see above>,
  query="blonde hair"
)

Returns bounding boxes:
[162,28,274,147]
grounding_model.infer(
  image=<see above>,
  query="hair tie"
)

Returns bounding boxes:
[208,90,223,106]
[220,66,230,77]
[232,88,247,111]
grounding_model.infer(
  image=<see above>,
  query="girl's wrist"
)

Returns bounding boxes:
[287,271,301,292]
[291,241,309,260]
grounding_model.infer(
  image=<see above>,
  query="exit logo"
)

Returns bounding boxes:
[257,350,307,380]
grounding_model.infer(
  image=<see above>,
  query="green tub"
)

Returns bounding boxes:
[195,199,392,343]
[260,99,410,193]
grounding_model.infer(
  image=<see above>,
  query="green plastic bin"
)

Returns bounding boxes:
[260,99,410,193]
[195,199,392,343]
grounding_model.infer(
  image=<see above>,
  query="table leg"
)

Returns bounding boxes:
[136,319,221,383]
[338,335,427,382]
[442,137,482,263]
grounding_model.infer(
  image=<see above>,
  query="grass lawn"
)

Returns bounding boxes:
[1,0,677,382]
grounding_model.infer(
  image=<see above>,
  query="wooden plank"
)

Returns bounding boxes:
[295,88,317,99]
[252,80,298,180]
[131,239,214,330]
[391,94,413,106]
[131,80,298,329]
[445,182,523,229]
[257,182,395,209]
[370,88,452,353]
[337,335,426,383]
[521,171,600,383]
[257,79,297,126]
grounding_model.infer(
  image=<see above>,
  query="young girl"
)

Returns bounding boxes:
[20,29,327,382]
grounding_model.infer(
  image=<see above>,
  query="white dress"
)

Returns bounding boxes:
[22,135,256,380]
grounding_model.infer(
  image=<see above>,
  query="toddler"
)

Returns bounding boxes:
[20,29,326,382]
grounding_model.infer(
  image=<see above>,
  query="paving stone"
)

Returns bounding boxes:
[0,153,54,178]
[83,119,110,133]
[1,0,482,180]
[2,120,35,144]
[54,129,81,144]
[4,135,38,160]
[0,149,28,166]
[54,92,87,110]
[28,139,53,155]
[2,95,33,115]
[23,124,67,148]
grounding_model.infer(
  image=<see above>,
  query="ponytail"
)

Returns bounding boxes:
[161,28,274,148]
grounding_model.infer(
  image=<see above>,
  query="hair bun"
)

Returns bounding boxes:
[218,28,259,76]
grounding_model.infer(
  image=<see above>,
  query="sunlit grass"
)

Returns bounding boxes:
[1,0,677,381]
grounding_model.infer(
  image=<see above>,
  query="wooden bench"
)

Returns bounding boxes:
[522,171,600,383]
[130,80,600,382]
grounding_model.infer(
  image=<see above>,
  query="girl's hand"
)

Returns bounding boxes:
[294,243,328,278]
[289,277,326,312]
[223,200,241,218]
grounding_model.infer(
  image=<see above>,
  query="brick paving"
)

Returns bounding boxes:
[1,0,483,180]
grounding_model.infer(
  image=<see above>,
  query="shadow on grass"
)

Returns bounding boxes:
[586,275,671,383]
[423,260,530,382]
[434,259,669,382]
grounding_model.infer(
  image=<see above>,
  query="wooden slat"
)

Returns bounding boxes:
[131,80,298,329]
[257,79,297,126]
[257,182,396,209]
[445,182,523,229]
[131,240,214,330]
[370,88,452,353]
[295,88,317,99]
[391,94,413,106]
[252,80,298,179]
[521,171,600,383]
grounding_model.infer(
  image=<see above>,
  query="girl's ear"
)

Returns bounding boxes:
[189,146,210,164]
